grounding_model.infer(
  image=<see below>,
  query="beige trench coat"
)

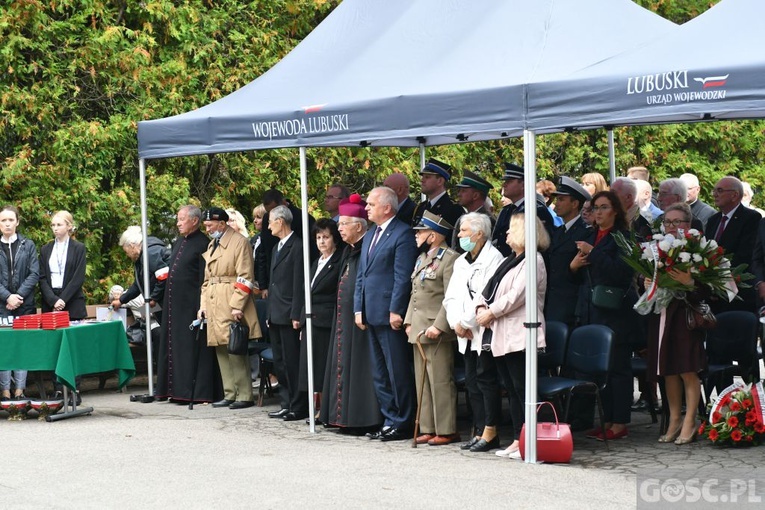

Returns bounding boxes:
[200,228,261,346]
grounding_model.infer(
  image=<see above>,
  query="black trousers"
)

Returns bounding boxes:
[475,349,502,428]
[270,324,307,415]
[497,351,526,441]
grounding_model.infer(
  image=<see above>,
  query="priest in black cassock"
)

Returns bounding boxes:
[157,205,223,403]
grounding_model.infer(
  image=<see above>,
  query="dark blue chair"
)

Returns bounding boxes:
[538,321,569,376]
[704,311,760,401]
[537,324,614,447]
[249,298,275,406]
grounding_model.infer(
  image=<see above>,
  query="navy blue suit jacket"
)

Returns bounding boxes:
[354,217,417,327]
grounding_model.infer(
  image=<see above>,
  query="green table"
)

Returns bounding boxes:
[0,321,135,391]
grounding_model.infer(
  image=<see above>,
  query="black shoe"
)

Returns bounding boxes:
[380,427,411,442]
[229,401,254,410]
[460,436,481,450]
[268,408,290,419]
[12,394,28,401]
[366,426,392,440]
[469,436,500,452]
[212,399,235,408]
[631,398,649,412]
[67,392,82,406]
[283,411,308,421]
[155,396,169,402]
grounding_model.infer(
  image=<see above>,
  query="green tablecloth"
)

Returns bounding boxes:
[0,321,136,390]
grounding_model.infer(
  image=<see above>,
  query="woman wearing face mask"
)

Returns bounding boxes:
[0,205,40,401]
[404,211,461,446]
[443,212,504,452]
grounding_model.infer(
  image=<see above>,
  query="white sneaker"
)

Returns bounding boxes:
[508,449,522,460]
[495,446,519,458]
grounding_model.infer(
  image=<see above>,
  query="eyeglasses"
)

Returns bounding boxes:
[591,205,612,212]
[662,219,690,227]
[713,187,736,194]
[338,220,358,227]
[582,206,593,213]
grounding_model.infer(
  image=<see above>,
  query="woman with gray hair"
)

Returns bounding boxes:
[443,212,504,452]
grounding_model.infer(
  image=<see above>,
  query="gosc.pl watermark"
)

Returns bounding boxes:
[637,470,764,508]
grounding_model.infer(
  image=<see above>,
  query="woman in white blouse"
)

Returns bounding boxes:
[39,210,87,319]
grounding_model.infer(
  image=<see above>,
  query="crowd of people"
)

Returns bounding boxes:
[3,160,765,456]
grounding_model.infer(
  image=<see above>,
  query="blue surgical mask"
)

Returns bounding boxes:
[210,230,223,239]
[459,236,477,253]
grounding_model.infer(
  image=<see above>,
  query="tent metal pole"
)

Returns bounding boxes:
[300,147,316,433]
[523,130,538,464]
[138,158,155,397]
[607,129,616,184]
[419,142,426,201]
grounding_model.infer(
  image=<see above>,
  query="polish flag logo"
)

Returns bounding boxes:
[303,104,327,113]
[693,74,729,89]
[155,267,169,281]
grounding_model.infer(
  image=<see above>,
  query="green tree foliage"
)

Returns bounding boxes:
[1,0,763,303]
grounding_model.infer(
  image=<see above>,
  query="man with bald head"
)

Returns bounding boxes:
[679,173,716,230]
[705,175,760,312]
[384,172,416,224]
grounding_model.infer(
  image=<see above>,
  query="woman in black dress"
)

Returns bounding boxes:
[300,219,343,420]
[39,210,88,401]
[321,195,383,431]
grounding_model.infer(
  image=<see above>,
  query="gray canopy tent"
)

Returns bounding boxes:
[527,0,765,132]
[136,0,676,462]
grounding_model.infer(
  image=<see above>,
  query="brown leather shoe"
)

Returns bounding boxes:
[428,433,462,446]
[415,433,436,444]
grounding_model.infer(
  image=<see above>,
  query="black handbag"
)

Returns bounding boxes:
[125,319,146,344]
[228,321,250,355]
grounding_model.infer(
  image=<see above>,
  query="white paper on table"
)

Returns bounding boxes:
[96,307,127,328]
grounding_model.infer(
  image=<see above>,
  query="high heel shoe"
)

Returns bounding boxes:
[658,427,682,443]
[674,430,698,445]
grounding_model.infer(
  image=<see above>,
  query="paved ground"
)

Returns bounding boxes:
[2,375,764,509]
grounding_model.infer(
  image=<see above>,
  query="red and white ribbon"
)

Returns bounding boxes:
[154,266,169,281]
[234,276,254,294]
[752,381,765,425]
[646,242,660,301]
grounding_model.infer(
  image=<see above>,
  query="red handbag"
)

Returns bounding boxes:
[519,402,573,463]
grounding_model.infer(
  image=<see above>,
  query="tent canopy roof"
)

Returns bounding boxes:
[527,0,765,132]
[137,0,675,160]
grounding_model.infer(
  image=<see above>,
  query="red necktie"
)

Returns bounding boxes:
[714,215,728,242]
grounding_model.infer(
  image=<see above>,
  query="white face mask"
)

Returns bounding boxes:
[210,230,223,239]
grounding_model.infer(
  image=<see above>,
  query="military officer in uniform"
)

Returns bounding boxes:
[545,176,592,329]
[404,211,460,446]
[411,159,464,228]
[198,207,262,409]
[454,169,495,251]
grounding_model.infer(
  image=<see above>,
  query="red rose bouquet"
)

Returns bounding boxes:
[699,382,765,446]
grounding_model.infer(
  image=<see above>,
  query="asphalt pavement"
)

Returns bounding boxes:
[2,375,763,510]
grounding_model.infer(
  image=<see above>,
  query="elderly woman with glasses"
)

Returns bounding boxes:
[570,190,640,442]
[645,202,708,445]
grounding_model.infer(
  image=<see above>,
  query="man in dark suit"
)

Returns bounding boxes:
[705,176,761,313]
[680,173,716,231]
[266,205,307,421]
[545,177,592,329]
[384,172,417,225]
[259,189,317,295]
[410,159,464,228]
[355,186,418,441]
[751,217,765,313]
[491,162,555,257]
[657,178,704,231]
